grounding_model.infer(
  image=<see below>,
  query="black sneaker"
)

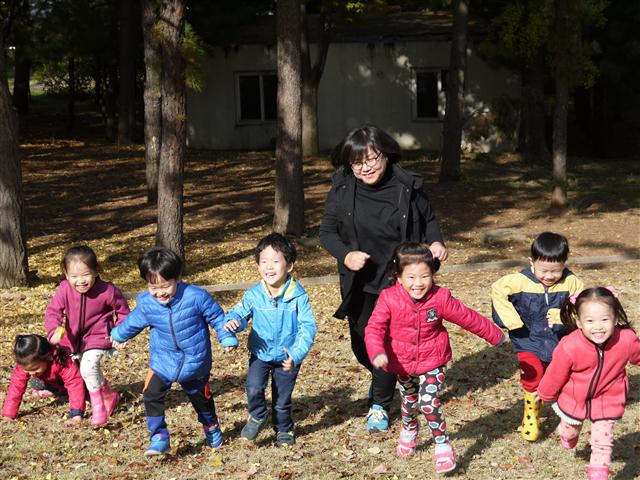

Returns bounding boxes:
[240,415,266,441]
[275,430,295,447]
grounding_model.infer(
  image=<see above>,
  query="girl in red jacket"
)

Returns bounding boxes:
[45,246,130,425]
[2,335,85,423]
[365,243,504,474]
[538,287,639,480]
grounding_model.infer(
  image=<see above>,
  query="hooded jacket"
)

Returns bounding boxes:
[320,163,444,319]
[110,282,238,384]
[491,267,584,362]
[538,328,640,421]
[2,348,85,419]
[44,278,130,354]
[365,282,504,376]
[224,276,316,368]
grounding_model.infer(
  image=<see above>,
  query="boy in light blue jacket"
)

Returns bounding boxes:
[224,233,317,447]
[111,248,238,456]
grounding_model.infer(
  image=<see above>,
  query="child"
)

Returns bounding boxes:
[491,232,584,441]
[2,334,85,424]
[538,287,639,480]
[365,242,504,474]
[110,248,238,456]
[44,245,130,425]
[223,233,316,447]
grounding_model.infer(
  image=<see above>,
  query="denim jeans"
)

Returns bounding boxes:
[246,355,300,432]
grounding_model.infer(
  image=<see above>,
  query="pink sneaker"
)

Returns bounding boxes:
[559,435,579,449]
[100,380,120,418]
[396,426,418,458]
[434,443,457,474]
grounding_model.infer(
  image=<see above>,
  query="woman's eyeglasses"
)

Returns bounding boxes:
[350,151,383,171]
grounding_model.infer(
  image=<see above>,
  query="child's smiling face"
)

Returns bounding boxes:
[398,262,434,300]
[65,259,98,294]
[147,274,179,304]
[576,300,616,345]
[258,246,293,295]
[529,259,565,288]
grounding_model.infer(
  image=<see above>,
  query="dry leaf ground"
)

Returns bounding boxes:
[0,108,638,479]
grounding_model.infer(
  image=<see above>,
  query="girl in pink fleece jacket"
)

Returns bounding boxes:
[538,287,640,480]
[365,242,504,474]
[44,246,130,425]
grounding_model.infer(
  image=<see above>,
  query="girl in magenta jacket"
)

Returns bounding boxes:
[365,243,504,474]
[44,246,130,425]
[2,335,85,423]
[538,287,640,480]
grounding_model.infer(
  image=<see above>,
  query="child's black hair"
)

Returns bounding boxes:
[331,125,401,173]
[387,242,440,282]
[14,334,53,367]
[530,232,569,262]
[255,233,297,264]
[138,248,183,283]
[62,245,100,273]
[560,287,632,333]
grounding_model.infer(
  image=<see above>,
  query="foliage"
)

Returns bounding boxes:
[183,23,206,92]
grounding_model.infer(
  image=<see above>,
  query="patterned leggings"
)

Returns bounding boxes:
[397,366,448,444]
[559,419,615,466]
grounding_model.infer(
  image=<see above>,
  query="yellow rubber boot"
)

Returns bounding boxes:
[520,390,541,441]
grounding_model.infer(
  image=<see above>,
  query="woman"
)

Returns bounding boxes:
[319,125,447,432]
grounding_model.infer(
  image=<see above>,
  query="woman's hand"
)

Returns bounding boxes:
[344,251,371,271]
[429,242,448,261]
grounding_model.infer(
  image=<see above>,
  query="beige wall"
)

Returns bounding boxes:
[187,40,520,151]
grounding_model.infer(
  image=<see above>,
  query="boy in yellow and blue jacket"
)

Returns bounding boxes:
[491,232,583,441]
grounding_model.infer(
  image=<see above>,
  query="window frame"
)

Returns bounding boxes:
[411,68,448,122]
[234,71,278,125]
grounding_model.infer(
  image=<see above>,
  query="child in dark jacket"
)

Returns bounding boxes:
[2,335,85,424]
[538,287,639,480]
[110,248,238,456]
[45,245,130,425]
[365,242,504,474]
[224,233,316,447]
[491,232,584,441]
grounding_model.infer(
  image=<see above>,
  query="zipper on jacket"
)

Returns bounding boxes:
[167,307,185,382]
[584,345,605,419]
[75,294,86,354]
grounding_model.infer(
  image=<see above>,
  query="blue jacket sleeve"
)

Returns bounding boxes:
[223,290,255,333]
[288,293,317,367]
[201,291,238,348]
[110,298,150,342]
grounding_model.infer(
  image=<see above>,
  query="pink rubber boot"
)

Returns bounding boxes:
[88,389,107,425]
[100,380,121,418]
[585,465,609,480]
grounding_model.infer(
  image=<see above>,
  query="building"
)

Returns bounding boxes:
[187,11,520,152]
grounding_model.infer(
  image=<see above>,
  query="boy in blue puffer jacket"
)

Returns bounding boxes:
[111,248,238,456]
[224,233,316,447]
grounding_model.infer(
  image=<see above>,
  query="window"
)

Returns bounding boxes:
[413,69,448,119]
[236,72,277,122]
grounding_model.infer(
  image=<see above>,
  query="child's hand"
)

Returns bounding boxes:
[224,345,237,353]
[110,337,126,350]
[50,326,65,345]
[546,311,553,328]
[372,353,388,369]
[224,320,240,332]
[64,415,82,427]
[282,347,295,372]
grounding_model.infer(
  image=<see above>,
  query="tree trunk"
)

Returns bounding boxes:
[440,0,469,182]
[0,33,29,287]
[155,0,185,257]
[142,0,161,204]
[551,0,569,208]
[301,5,329,156]
[67,54,76,131]
[117,0,135,145]
[518,49,548,162]
[274,0,304,235]
[12,46,30,115]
